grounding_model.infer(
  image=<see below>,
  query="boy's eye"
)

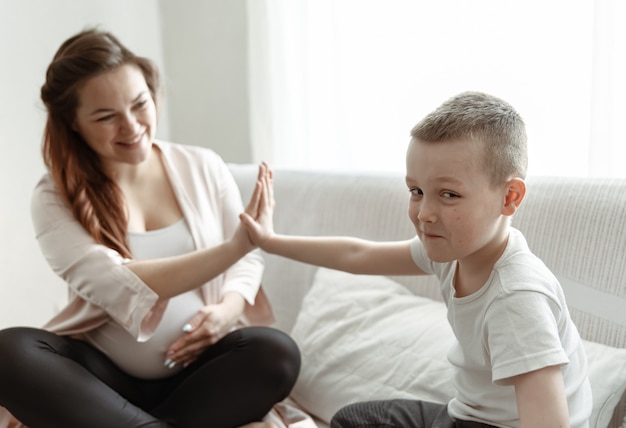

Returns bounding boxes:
[441,191,459,199]
[409,188,423,197]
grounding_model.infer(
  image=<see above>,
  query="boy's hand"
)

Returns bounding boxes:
[240,162,276,248]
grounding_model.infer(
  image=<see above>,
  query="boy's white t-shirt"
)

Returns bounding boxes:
[410,227,592,428]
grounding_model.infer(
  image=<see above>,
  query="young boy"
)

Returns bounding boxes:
[241,92,592,428]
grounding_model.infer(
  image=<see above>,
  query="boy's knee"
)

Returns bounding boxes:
[330,402,380,428]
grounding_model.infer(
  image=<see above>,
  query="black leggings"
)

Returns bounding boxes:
[0,326,300,428]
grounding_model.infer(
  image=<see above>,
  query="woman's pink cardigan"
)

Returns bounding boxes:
[33,140,273,342]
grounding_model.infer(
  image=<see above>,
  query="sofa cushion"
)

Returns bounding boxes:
[290,267,626,427]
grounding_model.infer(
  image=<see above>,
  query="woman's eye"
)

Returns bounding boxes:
[135,99,148,109]
[96,115,114,122]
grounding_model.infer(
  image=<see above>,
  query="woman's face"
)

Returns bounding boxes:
[72,64,157,173]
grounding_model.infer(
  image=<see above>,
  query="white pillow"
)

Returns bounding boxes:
[585,341,626,427]
[290,268,626,428]
[290,268,455,423]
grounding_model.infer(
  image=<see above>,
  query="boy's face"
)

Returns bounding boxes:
[405,138,511,266]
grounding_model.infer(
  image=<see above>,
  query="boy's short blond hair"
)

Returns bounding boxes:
[410,91,528,186]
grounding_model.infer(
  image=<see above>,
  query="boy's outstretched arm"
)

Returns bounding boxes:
[240,163,425,276]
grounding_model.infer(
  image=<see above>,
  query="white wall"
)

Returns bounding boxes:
[0,0,167,328]
[159,0,252,163]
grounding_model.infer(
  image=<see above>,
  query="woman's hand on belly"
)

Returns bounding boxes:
[165,292,245,368]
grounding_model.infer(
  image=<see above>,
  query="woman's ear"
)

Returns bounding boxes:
[502,177,526,216]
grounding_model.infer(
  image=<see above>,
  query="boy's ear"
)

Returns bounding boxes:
[502,177,526,216]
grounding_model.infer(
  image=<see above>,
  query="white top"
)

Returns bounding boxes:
[85,219,205,379]
[410,228,592,428]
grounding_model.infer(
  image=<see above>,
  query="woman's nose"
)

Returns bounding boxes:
[120,112,140,136]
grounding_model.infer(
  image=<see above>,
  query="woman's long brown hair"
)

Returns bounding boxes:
[40,29,161,258]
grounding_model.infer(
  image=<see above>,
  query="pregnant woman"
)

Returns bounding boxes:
[0,28,300,428]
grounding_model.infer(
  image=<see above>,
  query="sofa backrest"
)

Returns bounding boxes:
[513,177,626,349]
[229,164,626,350]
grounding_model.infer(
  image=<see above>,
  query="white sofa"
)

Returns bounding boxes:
[229,164,626,428]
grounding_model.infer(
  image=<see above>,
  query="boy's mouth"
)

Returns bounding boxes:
[422,230,443,239]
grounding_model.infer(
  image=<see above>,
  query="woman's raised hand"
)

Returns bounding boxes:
[240,162,276,248]
[231,162,271,253]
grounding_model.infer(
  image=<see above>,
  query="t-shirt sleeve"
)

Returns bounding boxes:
[485,290,570,383]
[409,236,436,274]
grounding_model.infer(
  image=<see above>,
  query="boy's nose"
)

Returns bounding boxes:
[417,201,436,223]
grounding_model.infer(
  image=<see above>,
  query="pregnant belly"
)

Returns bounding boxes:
[86,290,205,379]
